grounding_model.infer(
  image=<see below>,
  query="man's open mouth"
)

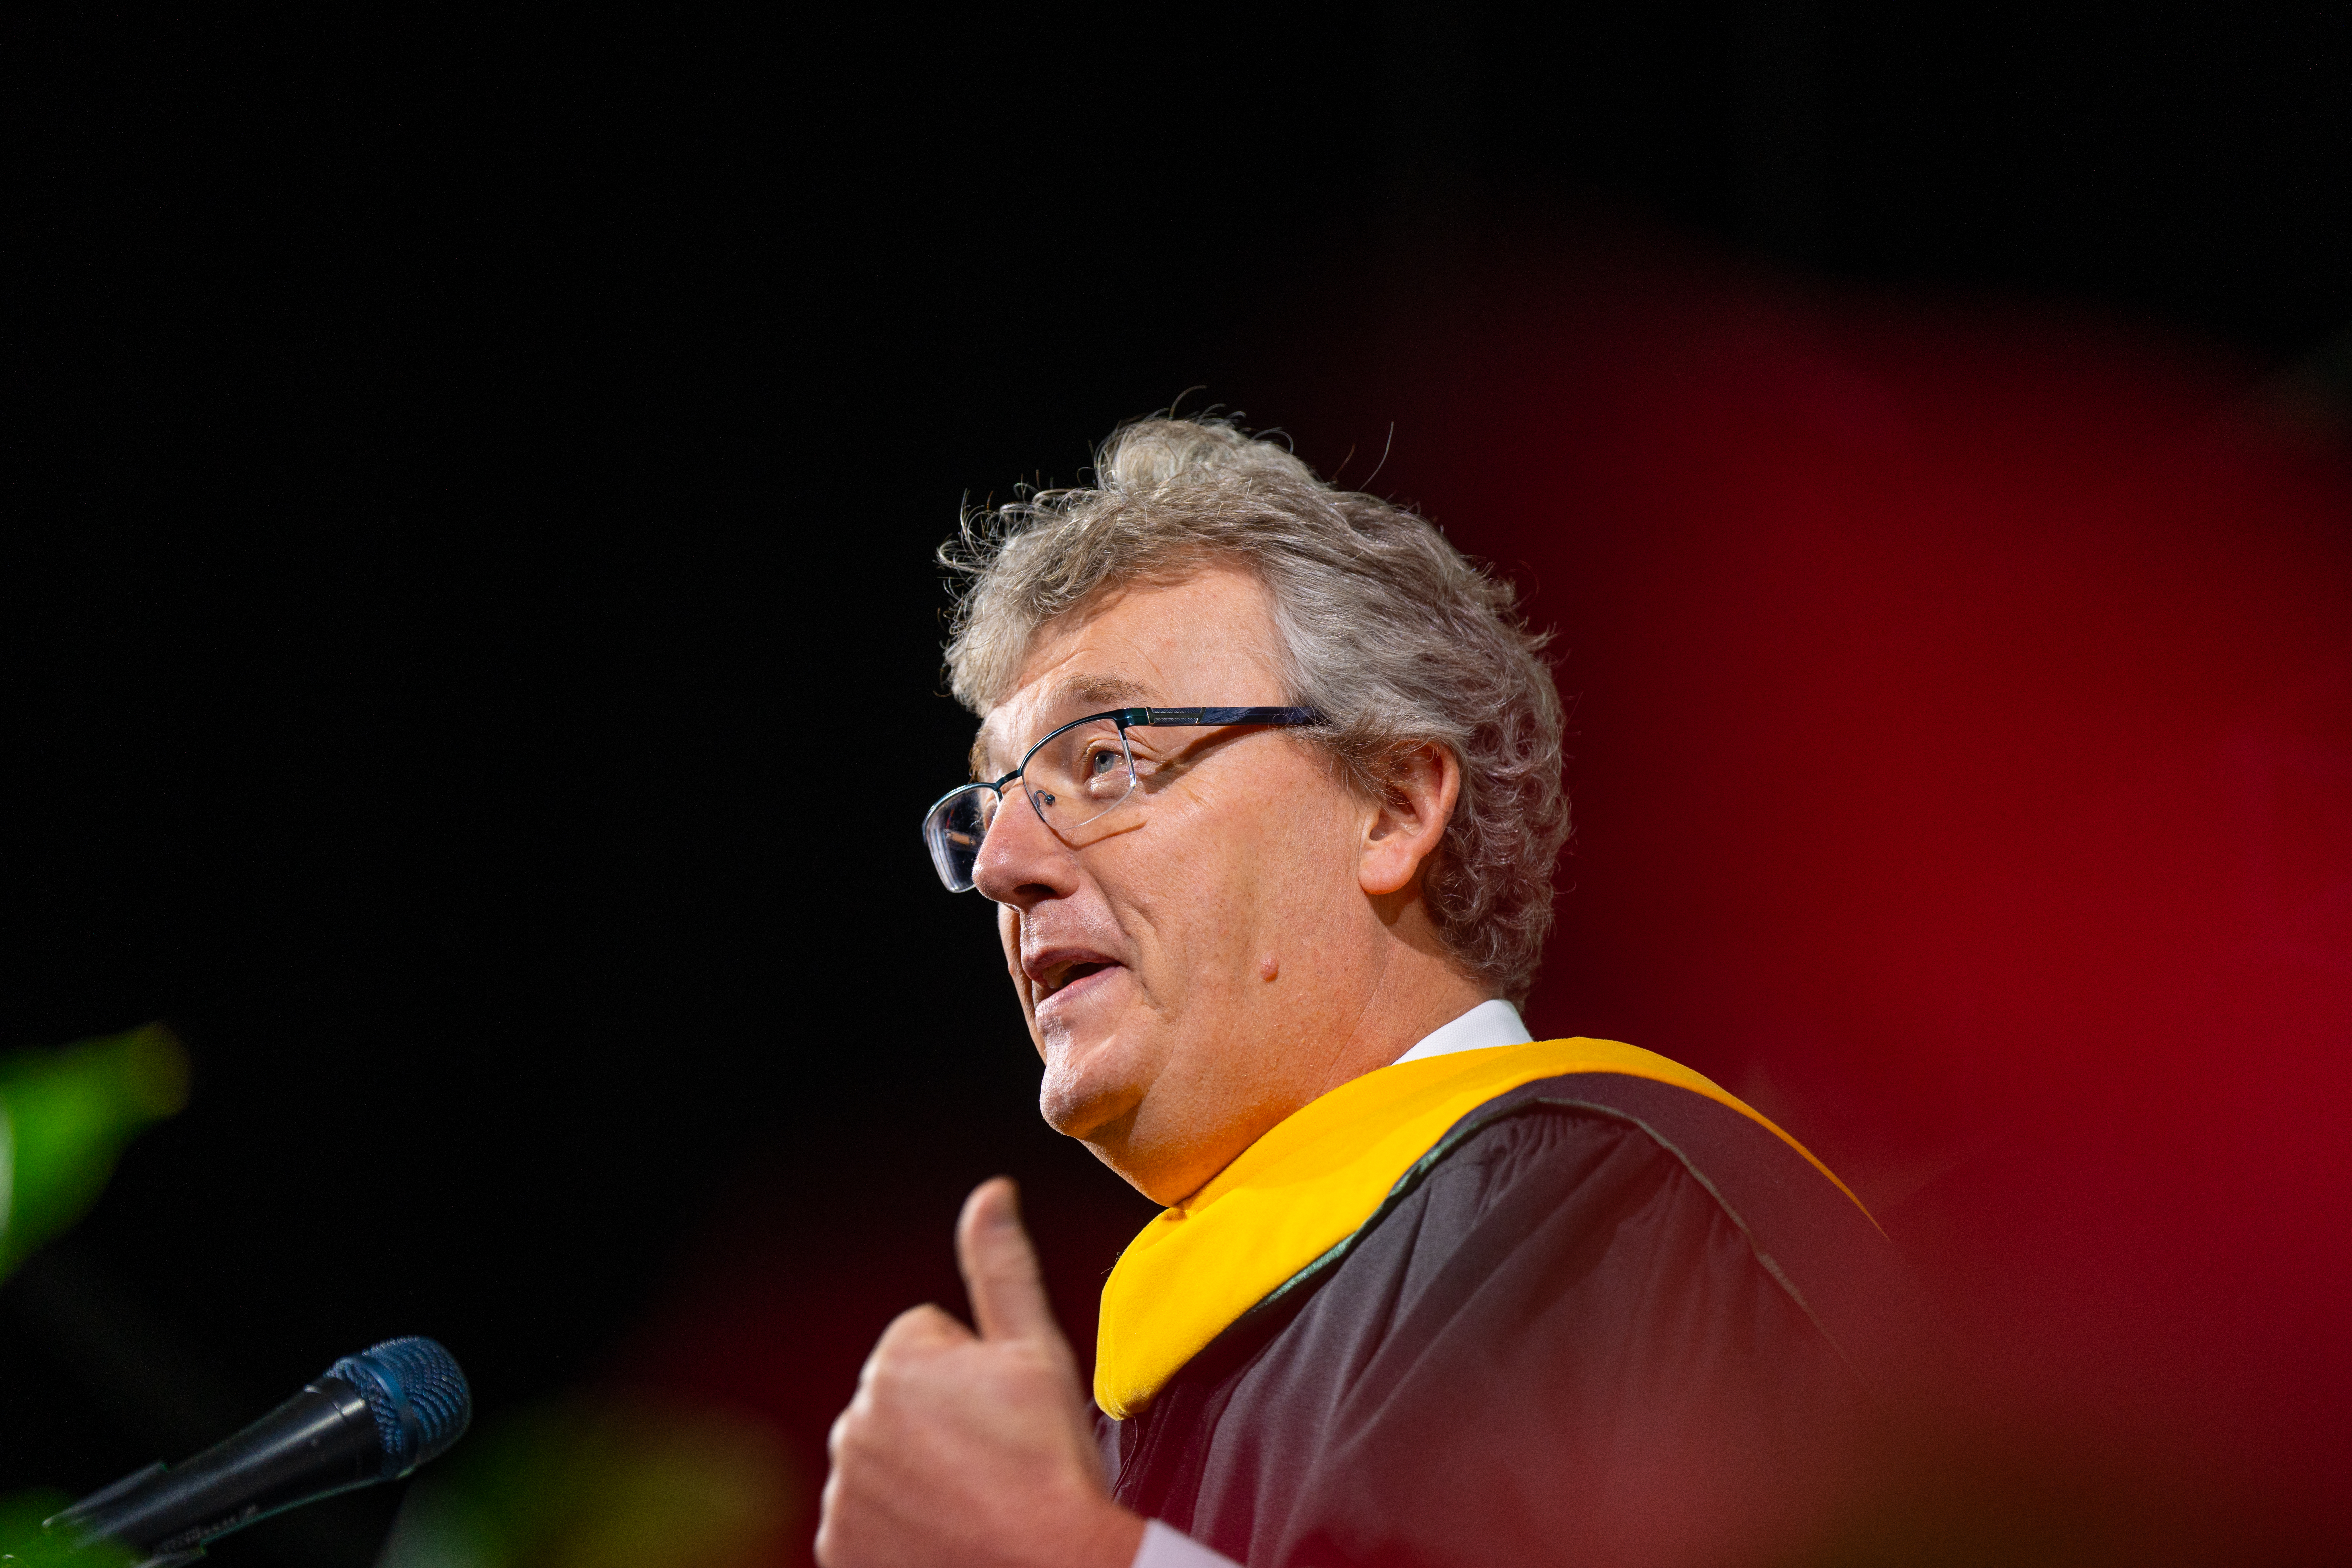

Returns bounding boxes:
[1031,951,1120,1000]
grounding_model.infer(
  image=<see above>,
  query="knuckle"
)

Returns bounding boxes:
[869,1308,928,1360]
[892,1302,953,1337]
[869,1304,962,1367]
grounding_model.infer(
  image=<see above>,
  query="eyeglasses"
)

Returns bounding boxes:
[921,705,1326,892]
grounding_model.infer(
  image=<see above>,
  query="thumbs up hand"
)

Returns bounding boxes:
[817,1179,1148,1568]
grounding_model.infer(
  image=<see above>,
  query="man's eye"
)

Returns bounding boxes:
[1089,747,1123,777]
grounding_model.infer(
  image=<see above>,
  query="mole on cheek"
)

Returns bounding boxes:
[1259,954,1280,982]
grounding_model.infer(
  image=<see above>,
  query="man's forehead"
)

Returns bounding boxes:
[972,671,1148,776]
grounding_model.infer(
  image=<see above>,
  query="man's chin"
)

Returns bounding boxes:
[1035,1025,1154,1143]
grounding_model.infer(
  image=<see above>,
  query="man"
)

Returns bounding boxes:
[819,418,1926,1568]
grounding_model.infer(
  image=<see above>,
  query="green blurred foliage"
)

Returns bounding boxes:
[0,1028,189,1566]
[0,1491,71,1566]
[377,1399,800,1568]
[0,1494,70,1551]
[0,1489,136,1568]
[0,1024,189,1278]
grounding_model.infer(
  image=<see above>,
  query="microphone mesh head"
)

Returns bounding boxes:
[325,1336,473,1477]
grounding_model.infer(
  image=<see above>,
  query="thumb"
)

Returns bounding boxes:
[957,1176,1066,1348]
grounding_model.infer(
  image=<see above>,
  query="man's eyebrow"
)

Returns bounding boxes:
[971,673,1149,778]
[1052,673,1148,712]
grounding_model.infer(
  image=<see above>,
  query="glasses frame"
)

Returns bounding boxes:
[921,705,1327,893]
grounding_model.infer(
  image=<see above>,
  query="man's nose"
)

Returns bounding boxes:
[971,787,1079,906]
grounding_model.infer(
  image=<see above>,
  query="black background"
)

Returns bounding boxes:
[3,6,2347,1563]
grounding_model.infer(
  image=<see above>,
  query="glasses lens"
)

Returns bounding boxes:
[923,785,998,892]
[1022,718,1135,831]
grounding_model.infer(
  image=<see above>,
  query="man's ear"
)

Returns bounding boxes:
[1360,744,1461,897]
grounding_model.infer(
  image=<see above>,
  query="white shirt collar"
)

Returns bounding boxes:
[1389,998,1534,1066]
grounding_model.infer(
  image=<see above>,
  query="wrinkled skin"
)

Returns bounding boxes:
[818,568,1485,1568]
[973,567,1480,1205]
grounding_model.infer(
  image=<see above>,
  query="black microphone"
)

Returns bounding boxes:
[9,1337,472,1566]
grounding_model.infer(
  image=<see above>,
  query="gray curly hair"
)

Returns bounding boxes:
[941,416,1570,1005]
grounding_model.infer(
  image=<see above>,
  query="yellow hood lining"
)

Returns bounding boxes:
[1093,1037,1863,1419]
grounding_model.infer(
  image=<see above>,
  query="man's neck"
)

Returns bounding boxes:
[1299,947,1490,1103]
[1142,980,1505,1208]
[1391,998,1533,1064]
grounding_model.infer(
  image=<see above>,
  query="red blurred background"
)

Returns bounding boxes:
[1297,257,2352,1537]
[610,252,2352,1561]
[9,10,2348,1567]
